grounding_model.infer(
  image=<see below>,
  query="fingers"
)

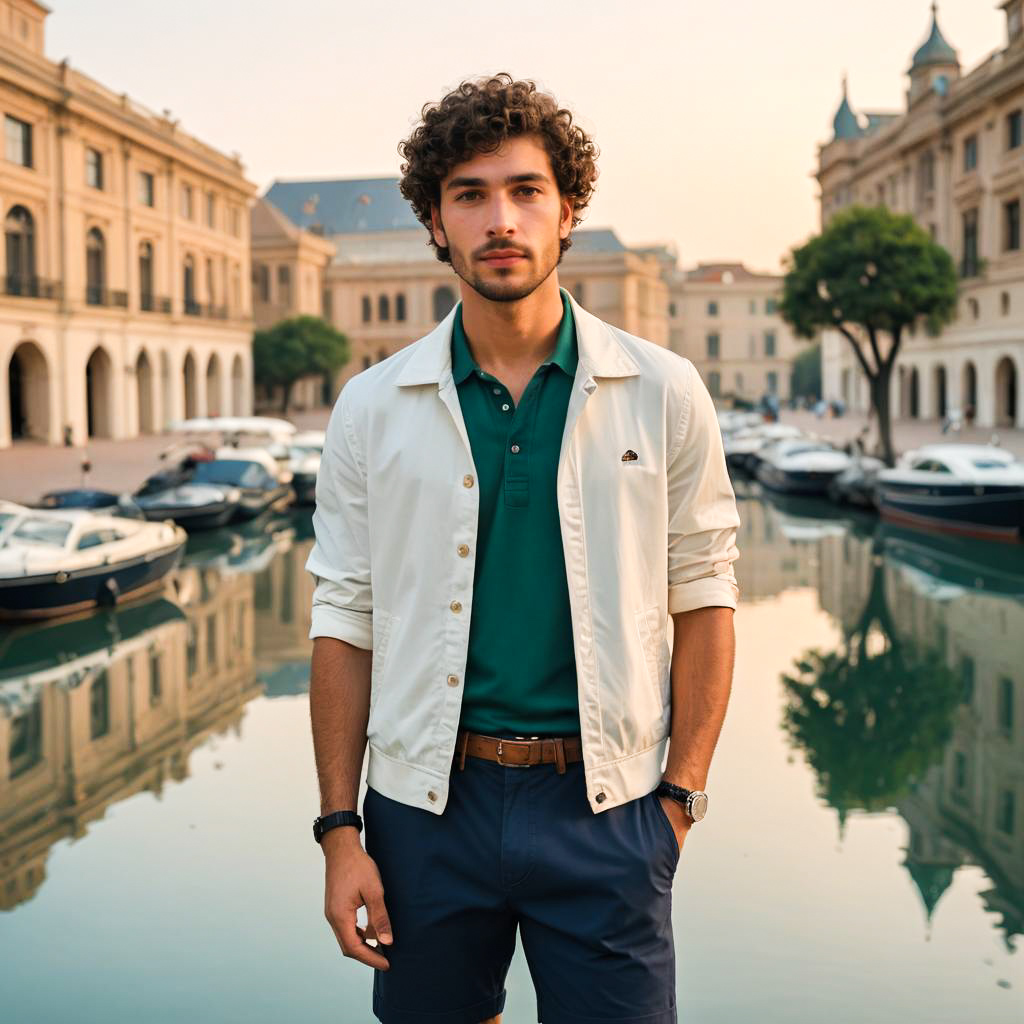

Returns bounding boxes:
[364,887,394,947]
[332,909,391,971]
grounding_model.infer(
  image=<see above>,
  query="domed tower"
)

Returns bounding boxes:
[907,3,961,107]
[831,75,862,142]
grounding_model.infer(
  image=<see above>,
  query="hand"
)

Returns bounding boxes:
[323,830,393,970]
[658,794,692,852]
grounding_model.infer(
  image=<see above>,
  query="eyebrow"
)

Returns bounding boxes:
[445,172,551,191]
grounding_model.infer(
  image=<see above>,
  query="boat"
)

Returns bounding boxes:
[287,430,325,505]
[754,439,853,495]
[826,456,886,509]
[874,443,1024,543]
[36,488,145,519]
[0,511,186,619]
[187,455,293,520]
[724,423,807,474]
[0,500,31,544]
[134,482,241,530]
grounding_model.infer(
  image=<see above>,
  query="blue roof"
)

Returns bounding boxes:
[832,79,862,141]
[910,6,958,71]
[569,228,627,253]
[263,177,420,234]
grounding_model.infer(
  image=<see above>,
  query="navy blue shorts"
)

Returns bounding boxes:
[363,750,680,1024]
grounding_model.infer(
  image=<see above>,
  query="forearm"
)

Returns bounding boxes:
[662,606,736,790]
[309,636,373,815]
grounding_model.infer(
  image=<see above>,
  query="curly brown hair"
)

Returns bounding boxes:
[398,74,599,264]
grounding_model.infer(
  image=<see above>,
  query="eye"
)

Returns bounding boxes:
[455,190,482,202]
[517,186,541,197]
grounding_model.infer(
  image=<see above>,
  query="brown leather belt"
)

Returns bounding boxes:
[453,729,583,774]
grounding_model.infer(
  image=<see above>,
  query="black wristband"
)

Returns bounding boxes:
[313,810,363,844]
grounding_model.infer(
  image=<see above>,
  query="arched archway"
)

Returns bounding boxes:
[183,351,198,419]
[86,346,114,438]
[7,341,50,441]
[86,227,105,305]
[231,354,245,415]
[160,351,172,427]
[995,356,1018,428]
[897,366,907,419]
[961,361,977,418]
[933,365,947,419]
[5,205,36,293]
[136,350,154,433]
[908,367,920,419]
[432,285,456,321]
[206,353,223,416]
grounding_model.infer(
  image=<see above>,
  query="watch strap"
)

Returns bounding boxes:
[313,809,363,844]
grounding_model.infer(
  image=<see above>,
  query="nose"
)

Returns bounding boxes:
[485,192,516,239]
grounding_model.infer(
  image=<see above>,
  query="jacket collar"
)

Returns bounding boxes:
[395,287,640,387]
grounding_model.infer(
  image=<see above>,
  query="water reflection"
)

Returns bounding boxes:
[0,498,1020,1016]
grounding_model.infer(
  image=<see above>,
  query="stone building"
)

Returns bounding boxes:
[261,177,668,393]
[663,260,803,403]
[1,0,256,449]
[817,2,1024,429]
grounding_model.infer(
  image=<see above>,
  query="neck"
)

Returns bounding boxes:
[458,272,564,369]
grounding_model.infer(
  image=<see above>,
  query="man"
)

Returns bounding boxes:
[306,74,740,1024]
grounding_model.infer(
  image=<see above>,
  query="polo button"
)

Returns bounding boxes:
[510,444,520,454]
[463,474,474,488]
[450,600,462,613]
[501,403,510,411]
[447,674,459,687]
[427,790,437,802]
[492,387,501,395]
[595,792,607,804]
[457,544,470,557]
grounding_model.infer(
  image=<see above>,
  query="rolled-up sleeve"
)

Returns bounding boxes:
[305,387,373,649]
[666,360,741,614]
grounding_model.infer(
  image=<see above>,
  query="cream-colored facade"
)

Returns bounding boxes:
[1,0,256,449]
[663,261,802,403]
[817,2,1024,429]
[260,178,669,394]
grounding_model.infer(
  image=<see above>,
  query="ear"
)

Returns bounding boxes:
[558,197,574,240]
[429,204,448,250]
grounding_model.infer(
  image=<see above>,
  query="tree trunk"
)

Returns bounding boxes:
[873,364,896,467]
[280,379,294,415]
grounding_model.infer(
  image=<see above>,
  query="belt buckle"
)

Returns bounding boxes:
[495,738,531,768]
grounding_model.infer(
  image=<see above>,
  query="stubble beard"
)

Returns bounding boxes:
[447,233,562,304]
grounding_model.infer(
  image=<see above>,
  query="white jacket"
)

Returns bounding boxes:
[306,291,741,815]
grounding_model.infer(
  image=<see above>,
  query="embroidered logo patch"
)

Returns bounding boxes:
[621,449,639,462]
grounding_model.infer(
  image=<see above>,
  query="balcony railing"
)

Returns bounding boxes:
[140,294,172,314]
[85,286,129,308]
[184,298,202,316]
[4,275,59,299]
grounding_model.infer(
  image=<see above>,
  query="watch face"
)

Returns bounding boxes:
[688,792,709,822]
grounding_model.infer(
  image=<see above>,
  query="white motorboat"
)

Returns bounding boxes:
[755,439,853,496]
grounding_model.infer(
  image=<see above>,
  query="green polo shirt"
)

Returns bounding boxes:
[452,288,581,738]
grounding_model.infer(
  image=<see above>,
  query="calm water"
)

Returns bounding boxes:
[1,493,1022,1024]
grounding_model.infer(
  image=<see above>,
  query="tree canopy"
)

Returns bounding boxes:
[252,316,349,413]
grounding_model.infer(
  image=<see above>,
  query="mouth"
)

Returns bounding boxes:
[479,251,527,267]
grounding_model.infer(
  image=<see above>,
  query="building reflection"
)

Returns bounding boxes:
[759,488,1024,949]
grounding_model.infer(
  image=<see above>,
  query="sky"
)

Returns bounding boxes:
[46,0,1001,273]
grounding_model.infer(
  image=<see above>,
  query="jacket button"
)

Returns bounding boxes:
[427,790,437,802]
[447,674,459,687]
[450,600,462,613]
[510,444,520,454]
[457,544,470,557]
[595,792,606,804]
[463,474,474,488]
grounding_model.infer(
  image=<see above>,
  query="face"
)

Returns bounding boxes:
[430,134,574,303]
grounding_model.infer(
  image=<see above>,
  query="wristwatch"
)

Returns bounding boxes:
[313,810,363,844]
[655,780,709,823]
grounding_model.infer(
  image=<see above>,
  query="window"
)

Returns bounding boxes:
[5,114,32,167]
[572,282,585,304]
[395,292,406,322]
[138,170,155,207]
[206,615,217,668]
[706,332,720,358]
[206,191,215,228]
[186,622,198,677]
[764,331,776,357]
[708,371,720,397]
[230,205,241,237]
[999,677,1015,736]
[139,241,154,310]
[206,258,215,306]
[378,294,390,321]
[916,150,935,198]
[89,671,110,740]
[232,265,241,311]
[766,371,778,394]
[1002,291,1011,315]
[765,298,777,314]
[433,285,456,321]
[5,205,36,292]
[277,265,291,306]
[363,355,372,370]
[180,183,193,220]
[253,263,269,303]
[85,147,103,189]
[735,372,744,393]
[963,134,978,172]
[1009,109,1023,150]
[1005,199,1021,251]
[149,650,162,707]
[9,701,42,779]
[361,295,372,323]
[86,227,105,305]
[669,301,677,318]
[183,254,198,314]
[707,300,718,316]
[322,286,333,321]
[961,209,979,277]
[997,790,1016,836]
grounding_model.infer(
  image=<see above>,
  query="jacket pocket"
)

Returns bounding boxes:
[369,608,397,715]
[634,603,669,708]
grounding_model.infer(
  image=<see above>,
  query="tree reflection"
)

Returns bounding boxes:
[781,544,962,820]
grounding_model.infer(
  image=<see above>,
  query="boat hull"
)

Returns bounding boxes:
[875,483,1024,542]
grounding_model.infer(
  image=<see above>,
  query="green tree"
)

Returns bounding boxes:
[779,205,957,466]
[252,316,349,414]
[790,342,822,401]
